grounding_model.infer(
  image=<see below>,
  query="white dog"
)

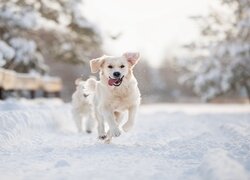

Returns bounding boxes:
[86,52,141,142]
[71,78,95,133]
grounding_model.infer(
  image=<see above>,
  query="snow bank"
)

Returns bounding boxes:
[0,101,249,180]
[199,149,248,180]
[0,99,74,151]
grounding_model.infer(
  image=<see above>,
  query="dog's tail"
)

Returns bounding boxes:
[85,77,97,94]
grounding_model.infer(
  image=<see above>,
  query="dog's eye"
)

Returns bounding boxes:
[120,65,125,68]
[108,65,113,69]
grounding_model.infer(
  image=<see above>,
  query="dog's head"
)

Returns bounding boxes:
[90,52,140,86]
[74,78,89,98]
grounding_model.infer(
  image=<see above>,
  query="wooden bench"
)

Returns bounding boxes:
[0,69,16,99]
[0,68,16,90]
[41,77,62,98]
[14,73,42,98]
[0,68,62,99]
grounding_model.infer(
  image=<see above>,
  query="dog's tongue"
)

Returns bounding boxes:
[108,78,119,86]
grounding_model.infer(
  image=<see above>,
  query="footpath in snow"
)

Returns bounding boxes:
[0,99,250,180]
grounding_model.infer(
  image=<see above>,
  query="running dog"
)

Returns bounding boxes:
[86,52,141,143]
[71,78,95,133]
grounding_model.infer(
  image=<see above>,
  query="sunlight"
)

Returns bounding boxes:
[84,0,210,67]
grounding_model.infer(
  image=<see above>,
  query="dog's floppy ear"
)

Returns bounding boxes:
[75,78,83,85]
[90,57,104,73]
[123,52,140,66]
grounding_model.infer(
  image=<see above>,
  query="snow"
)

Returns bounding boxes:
[0,40,15,66]
[0,99,250,179]
[0,4,40,29]
[9,37,37,64]
[199,149,249,180]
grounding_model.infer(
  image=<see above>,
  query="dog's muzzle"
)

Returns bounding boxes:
[108,76,124,86]
[83,93,89,98]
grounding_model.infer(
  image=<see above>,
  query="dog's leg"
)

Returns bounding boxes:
[85,114,95,134]
[94,108,106,139]
[72,111,83,133]
[102,107,121,137]
[122,105,138,132]
[104,130,112,144]
[114,111,124,125]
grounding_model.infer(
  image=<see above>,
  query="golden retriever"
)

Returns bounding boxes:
[71,78,95,133]
[86,52,141,143]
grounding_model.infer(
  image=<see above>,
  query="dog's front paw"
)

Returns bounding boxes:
[110,128,121,137]
[98,134,107,140]
[122,122,133,132]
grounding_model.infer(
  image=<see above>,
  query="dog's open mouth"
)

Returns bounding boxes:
[108,76,124,86]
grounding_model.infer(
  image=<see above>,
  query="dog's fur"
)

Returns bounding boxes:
[86,52,141,142]
[71,78,95,133]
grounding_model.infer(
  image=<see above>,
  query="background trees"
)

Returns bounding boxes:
[179,0,250,101]
[1,0,249,103]
[0,0,102,74]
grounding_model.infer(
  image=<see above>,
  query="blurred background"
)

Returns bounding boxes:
[0,0,249,103]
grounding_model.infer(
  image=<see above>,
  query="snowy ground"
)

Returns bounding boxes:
[0,99,250,180]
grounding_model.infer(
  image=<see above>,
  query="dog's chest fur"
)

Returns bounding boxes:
[102,82,139,111]
[110,86,131,109]
[72,89,91,114]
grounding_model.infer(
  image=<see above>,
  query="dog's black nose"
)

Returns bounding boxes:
[113,72,121,78]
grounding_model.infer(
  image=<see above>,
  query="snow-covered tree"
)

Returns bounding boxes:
[179,0,250,101]
[0,0,102,74]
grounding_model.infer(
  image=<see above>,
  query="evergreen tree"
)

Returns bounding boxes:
[0,0,102,74]
[180,0,250,101]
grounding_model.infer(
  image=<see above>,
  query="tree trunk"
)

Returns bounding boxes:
[30,90,36,99]
[0,87,4,100]
[245,85,250,103]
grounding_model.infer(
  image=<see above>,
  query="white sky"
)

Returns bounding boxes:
[84,0,211,67]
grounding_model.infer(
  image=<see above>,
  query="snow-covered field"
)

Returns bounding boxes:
[0,99,250,180]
